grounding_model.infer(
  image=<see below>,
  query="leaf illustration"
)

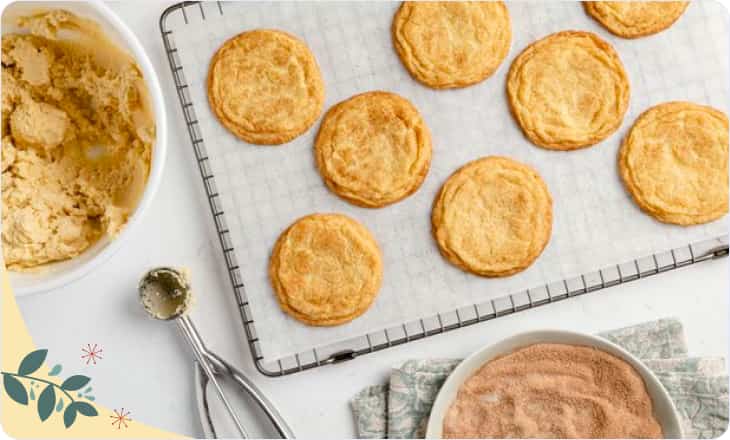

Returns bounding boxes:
[29,387,35,401]
[48,364,62,376]
[37,384,55,421]
[63,404,77,428]
[74,401,98,417]
[84,387,92,393]
[86,395,95,401]
[56,398,64,412]
[61,375,90,391]
[18,349,47,375]
[3,375,28,405]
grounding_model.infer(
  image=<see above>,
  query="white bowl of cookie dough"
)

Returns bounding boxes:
[3,1,167,296]
[425,330,682,439]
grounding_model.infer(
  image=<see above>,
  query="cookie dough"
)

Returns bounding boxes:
[2,10,154,270]
[207,29,324,145]
[619,102,729,225]
[432,156,552,277]
[584,1,689,39]
[507,31,630,150]
[269,214,382,326]
[392,1,511,89]
[314,91,432,208]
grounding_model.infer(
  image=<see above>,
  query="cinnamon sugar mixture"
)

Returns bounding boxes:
[443,343,663,438]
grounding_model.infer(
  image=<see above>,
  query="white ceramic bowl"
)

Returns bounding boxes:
[3,1,167,296]
[426,330,682,439]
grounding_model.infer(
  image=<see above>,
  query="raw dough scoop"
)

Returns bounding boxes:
[138,267,293,439]
[139,267,191,320]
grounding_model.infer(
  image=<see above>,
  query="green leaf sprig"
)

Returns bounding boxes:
[1,349,98,428]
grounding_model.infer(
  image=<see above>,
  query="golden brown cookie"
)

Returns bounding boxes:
[619,102,729,226]
[314,91,432,208]
[392,1,511,89]
[269,213,383,326]
[207,29,324,145]
[432,156,553,277]
[584,2,689,39]
[507,31,630,150]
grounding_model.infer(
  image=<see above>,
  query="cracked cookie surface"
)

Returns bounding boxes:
[432,156,552,277]
[315,91,431,208]
[619,102,729,225]
[584,1,689,39]
[269,214,383,326]
[507,31,630,150]
[392,1,511,89]
[207,29,324,145]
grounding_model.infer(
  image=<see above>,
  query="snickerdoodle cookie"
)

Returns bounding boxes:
[207,29,324,145]
[315,91,432,208]
[269,214,383,326]
[619,102,729,226]
[584,2,689,39]
[392,1,511,89]
[507,31,630,150]
[432,156,553,277]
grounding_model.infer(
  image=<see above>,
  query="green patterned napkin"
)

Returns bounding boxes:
[350,318,728,439]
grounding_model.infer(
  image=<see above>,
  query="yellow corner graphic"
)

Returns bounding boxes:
[1,267,187,439]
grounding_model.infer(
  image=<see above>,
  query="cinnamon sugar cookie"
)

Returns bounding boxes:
[207,29,324,145]
[507,31,630,150]
[392,1,511,89]
[269,214,383,326]
[432,156,553,277]
[584,1,689,39]
[619,102,729,225]
[315,91,432,208]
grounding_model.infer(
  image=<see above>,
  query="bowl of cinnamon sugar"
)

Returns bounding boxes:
[426,330,682,439]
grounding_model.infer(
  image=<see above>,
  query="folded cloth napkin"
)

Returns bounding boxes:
[350,318,728,439]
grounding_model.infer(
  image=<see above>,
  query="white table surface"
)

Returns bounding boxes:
[13,1,730,438]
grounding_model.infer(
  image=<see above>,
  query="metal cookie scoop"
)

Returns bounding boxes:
[139,267,294,439]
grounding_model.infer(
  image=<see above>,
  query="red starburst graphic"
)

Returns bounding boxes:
[81,344,103,365]
[110,408,132,429]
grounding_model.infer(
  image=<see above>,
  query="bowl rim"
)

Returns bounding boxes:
[6,0,168,296]
[425,329,683,439]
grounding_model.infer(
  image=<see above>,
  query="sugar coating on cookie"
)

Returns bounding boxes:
[207,29,324,145]
[392,1,511,89]
[269,214,383,326]
[507,31,630,150]
[619,102,729,226]
[432,156,553,277]
[584,1,689,39]
[315,91,432,208]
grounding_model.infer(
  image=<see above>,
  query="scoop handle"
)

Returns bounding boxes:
[203,350,295,439]
[177,315,249,438]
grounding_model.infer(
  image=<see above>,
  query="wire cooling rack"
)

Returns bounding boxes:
[160,1,729,377]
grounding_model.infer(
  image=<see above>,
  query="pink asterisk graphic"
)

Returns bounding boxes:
[81,344,103,365]
[110,408,132,430]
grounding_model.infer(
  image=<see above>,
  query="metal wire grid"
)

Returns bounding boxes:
[160,1,730,377]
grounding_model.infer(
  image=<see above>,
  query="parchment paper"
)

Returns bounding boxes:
[166,1,729,361]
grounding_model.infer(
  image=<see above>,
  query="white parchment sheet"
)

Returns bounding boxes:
[167,1,729,361]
